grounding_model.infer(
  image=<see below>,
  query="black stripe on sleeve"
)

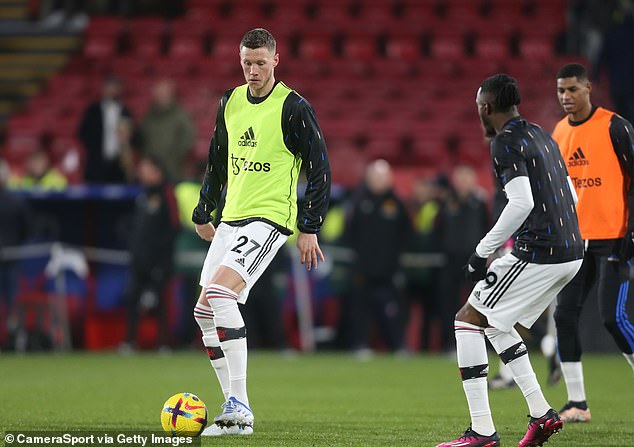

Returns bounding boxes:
[281,91,331,234]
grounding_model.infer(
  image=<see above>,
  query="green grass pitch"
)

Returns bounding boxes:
[1,352,632,446]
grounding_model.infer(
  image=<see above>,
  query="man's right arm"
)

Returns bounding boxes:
[475,139,533,258]
[609,114,634,254]
[191,89,233,225]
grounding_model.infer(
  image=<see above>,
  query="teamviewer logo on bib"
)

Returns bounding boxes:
[238,127,258,147]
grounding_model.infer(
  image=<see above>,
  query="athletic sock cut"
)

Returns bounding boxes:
[560,361,587,402]
[455,321,496,436]
[486,326,551,418]
[207,284,249,406]
[194,303,230,400]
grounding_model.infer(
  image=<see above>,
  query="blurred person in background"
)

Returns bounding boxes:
[116,117,138,183]
[140,79,195,182]
[38,0,186,27]
[9,148,67,191]
[434,165,489,352]
[566,0,618,66]
[39,0,88,30]
[174,161,213,347]
[119,154,180,354]
[0,160,31,346]
[240,247,287,351]
[190,28,330,436]
[596,3,634,122]
[405,175,445,351]
[78,75,134,184]
[344,159,411,357]
[551,63,634,422]
[318,192,353,350]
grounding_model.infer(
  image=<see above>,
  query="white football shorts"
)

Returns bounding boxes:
[199,221,288,304]
[468,252,582,332]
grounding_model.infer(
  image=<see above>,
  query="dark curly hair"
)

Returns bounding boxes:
[480,73,521,113]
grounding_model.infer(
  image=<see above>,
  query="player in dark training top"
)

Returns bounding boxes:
[436,74,583,447]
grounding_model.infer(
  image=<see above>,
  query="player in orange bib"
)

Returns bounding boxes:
[552,63,634,423]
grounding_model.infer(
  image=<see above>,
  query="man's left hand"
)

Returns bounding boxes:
[297,233,325,271]
[465,252,487,281]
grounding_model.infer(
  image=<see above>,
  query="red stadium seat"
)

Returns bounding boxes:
[430,34,465,59]
[86,16,123,36]
[312,3,351,29]
[106,56,149,79]
[518,36,554,60]
[457,137,490,167]
[357,2,399,30]
[4,134,39,165]
[361,136,396,159]
[126,18,167,57]
[386,36,420,60]
[328,147,368,188]
[194,136,210,159]
[2,0,605,204]
[299,36,333,61]
[475,35,510,60]
[83,35,117,59]
[83,16,123,57]
[168,19,207,58]
[420,142,452,170]
[342,36,377,59]
[212,39,240,59]
[6,113,47,137]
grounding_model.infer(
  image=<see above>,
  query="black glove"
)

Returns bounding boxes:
[465,252,487,281]
[620,235,634,261]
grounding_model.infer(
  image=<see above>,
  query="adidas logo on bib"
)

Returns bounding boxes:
[238,127,257,147]
[567,147,589,167]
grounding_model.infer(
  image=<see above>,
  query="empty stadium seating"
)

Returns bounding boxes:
[4,0,600,190]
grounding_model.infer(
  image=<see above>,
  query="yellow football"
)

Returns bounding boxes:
[160,392,207,436]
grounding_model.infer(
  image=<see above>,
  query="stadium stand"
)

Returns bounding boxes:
[3,0,607,191]
[0,0,618,352]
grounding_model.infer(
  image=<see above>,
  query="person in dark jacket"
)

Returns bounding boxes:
[434,164,490,352]
[344,159,412,355]
[0,160,31,340]
[119,154,180,353]
[78,75,133,184]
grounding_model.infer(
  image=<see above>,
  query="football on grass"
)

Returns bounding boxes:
[160,392,207,436]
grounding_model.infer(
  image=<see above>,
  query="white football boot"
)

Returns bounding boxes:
[213,397,254,434]
[200,423,226,437]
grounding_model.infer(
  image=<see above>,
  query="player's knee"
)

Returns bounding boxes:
[554,306,577,331]
[455,302,487,327]
[485,327,526,360]
[193,304,221,349]
[484,326,503,343]
[193,307,214,331]
[206,283,244,331]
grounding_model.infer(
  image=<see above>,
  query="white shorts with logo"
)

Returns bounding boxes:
[199,221,288,304]
[468,252,582,332]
